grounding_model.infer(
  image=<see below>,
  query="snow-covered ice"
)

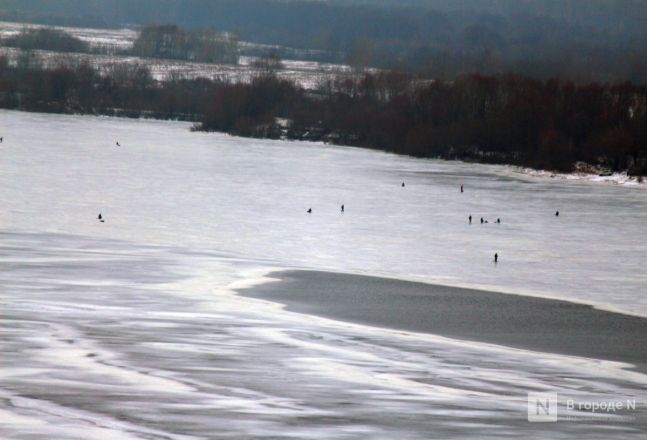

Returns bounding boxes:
[2,110,645,315]
[1,110,646,438]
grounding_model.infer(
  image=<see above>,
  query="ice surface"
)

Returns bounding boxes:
[1,110,646,438]
[1,110,645,315]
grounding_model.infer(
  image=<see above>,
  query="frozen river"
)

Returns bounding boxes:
[2,110,646,314]
[1,110,646,438]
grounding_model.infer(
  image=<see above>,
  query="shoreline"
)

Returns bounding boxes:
[1,107,645,189]
[512,166,645,187]
[237,269,647,372]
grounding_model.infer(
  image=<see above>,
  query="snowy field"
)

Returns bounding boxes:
[1,110,646,438]
[0,47,350,89]
[0,21,351,88]
[0,20,137,51]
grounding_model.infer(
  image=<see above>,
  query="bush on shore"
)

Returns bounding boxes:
[2,27,89,53]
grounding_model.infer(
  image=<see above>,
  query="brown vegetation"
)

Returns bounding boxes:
[1,27,89,53]
[201,73,647,174]
[1,55,645,174]
[131,25,238,64]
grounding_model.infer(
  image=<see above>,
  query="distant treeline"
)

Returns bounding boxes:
[1,56,645,174]
[131,25,238,64]
[1,28,89,53]
[1,0,647,83]
[200,74,647,174]
[0,55,210,120]
[1,25,239,64]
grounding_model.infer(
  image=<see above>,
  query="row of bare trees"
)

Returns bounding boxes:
[200,73,647,174]
[1,25,240,64]
[1,54,645,174]
[131,25,238,64]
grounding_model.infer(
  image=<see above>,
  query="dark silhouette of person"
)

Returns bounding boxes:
[494,253,498,263]
[497,218,501,224]
[307,208,312,213]
[461,184,464,193]
[0,137,3,143]
[469,215,472,224]
[555,211,559,217]
[97,213,102,220]
[116,141,120,147]
[480,217,484,224]
[341,204,344,213]
[402,182,405,187]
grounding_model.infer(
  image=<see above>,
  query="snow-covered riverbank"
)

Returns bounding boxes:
[514,167,645,187]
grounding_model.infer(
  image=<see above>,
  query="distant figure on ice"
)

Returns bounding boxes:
[469,215,472,224]
[494,253,498,263]
[341,204,344,213]
[461,184,464,193]
[0,137,3,143]
[97,213,102,220]
[307,208,312,214]
[480,217,484,224]
[496,218,501,224]
[555,211,559,217]
[116,141,120,147]
[402,182,405,187]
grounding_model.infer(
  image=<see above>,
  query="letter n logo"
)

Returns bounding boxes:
[527,393,558,422]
